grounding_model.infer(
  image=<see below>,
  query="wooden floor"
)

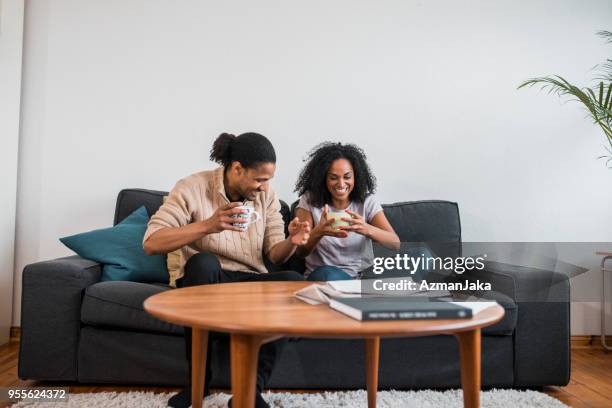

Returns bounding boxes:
[1,340,611,407]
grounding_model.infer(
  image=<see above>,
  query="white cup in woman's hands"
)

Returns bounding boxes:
[327,210,351,230]
[318,205,349,238]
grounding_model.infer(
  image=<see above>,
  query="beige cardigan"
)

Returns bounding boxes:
[143,167,285,286]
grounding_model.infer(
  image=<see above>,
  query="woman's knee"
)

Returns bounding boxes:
[308,266,352,281]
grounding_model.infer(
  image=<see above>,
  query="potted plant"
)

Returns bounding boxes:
[518,30,612,167]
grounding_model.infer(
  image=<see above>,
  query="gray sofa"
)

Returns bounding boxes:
[18,189,570,389]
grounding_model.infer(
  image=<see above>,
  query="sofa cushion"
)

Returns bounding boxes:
[382,201,460,243]
[82,280,515,336]
[60,207,169,283]
[114,189,167,226]
[382,201,461,265]
[81,281,183,335]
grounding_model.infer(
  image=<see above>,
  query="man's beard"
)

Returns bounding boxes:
[238,189,256,202]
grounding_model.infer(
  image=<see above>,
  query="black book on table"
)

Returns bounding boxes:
[329,297,472,321]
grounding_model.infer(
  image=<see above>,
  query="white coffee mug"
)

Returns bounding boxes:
[231,205,261,230]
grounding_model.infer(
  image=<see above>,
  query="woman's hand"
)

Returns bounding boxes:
[312,205,348,238]
[338,209,372,237]
[288,217,311,245]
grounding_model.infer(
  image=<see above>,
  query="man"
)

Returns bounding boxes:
[143,132,310,408]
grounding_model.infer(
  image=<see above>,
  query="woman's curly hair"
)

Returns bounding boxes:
[294,142,376,207]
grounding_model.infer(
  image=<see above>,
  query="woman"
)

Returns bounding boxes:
[294,142,400,281]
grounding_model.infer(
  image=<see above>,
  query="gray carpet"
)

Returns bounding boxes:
[12,389,568,407]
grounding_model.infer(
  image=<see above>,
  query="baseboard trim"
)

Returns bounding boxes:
[571,335,592,348]
[571,335,612,349]
[10,326,20,342]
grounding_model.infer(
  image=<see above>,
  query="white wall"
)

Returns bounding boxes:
[0,0,24,345]
[13,0,612,334]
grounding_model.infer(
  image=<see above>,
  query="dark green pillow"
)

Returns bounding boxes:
[60,206,168,282]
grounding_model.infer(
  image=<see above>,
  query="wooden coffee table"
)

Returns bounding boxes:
[144,281,504,408]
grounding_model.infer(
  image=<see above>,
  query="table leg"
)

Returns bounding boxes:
[365,336,380,408]
[191,328,209,408]
[231,334,263,408]
[456,329,481,408]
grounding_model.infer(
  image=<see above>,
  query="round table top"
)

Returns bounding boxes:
[144,281,505,338]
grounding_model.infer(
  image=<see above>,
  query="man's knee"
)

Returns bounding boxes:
[274,270,304,281]
[182,253,222,286]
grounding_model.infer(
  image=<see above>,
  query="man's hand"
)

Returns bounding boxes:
[202,202,248,233]
[312,205,349,238]
[288,217,311,245]
[338,209,372,237]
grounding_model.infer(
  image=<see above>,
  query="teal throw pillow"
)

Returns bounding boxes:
[60,206,168,282]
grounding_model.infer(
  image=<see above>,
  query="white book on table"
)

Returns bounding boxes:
[294,278,450,305]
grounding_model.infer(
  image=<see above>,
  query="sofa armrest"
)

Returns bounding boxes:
[19,256,102,381]
[465,261,570,386]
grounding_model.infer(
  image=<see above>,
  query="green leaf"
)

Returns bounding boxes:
[518,30,612,164]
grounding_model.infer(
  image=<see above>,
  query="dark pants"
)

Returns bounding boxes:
[176,252,303,394]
